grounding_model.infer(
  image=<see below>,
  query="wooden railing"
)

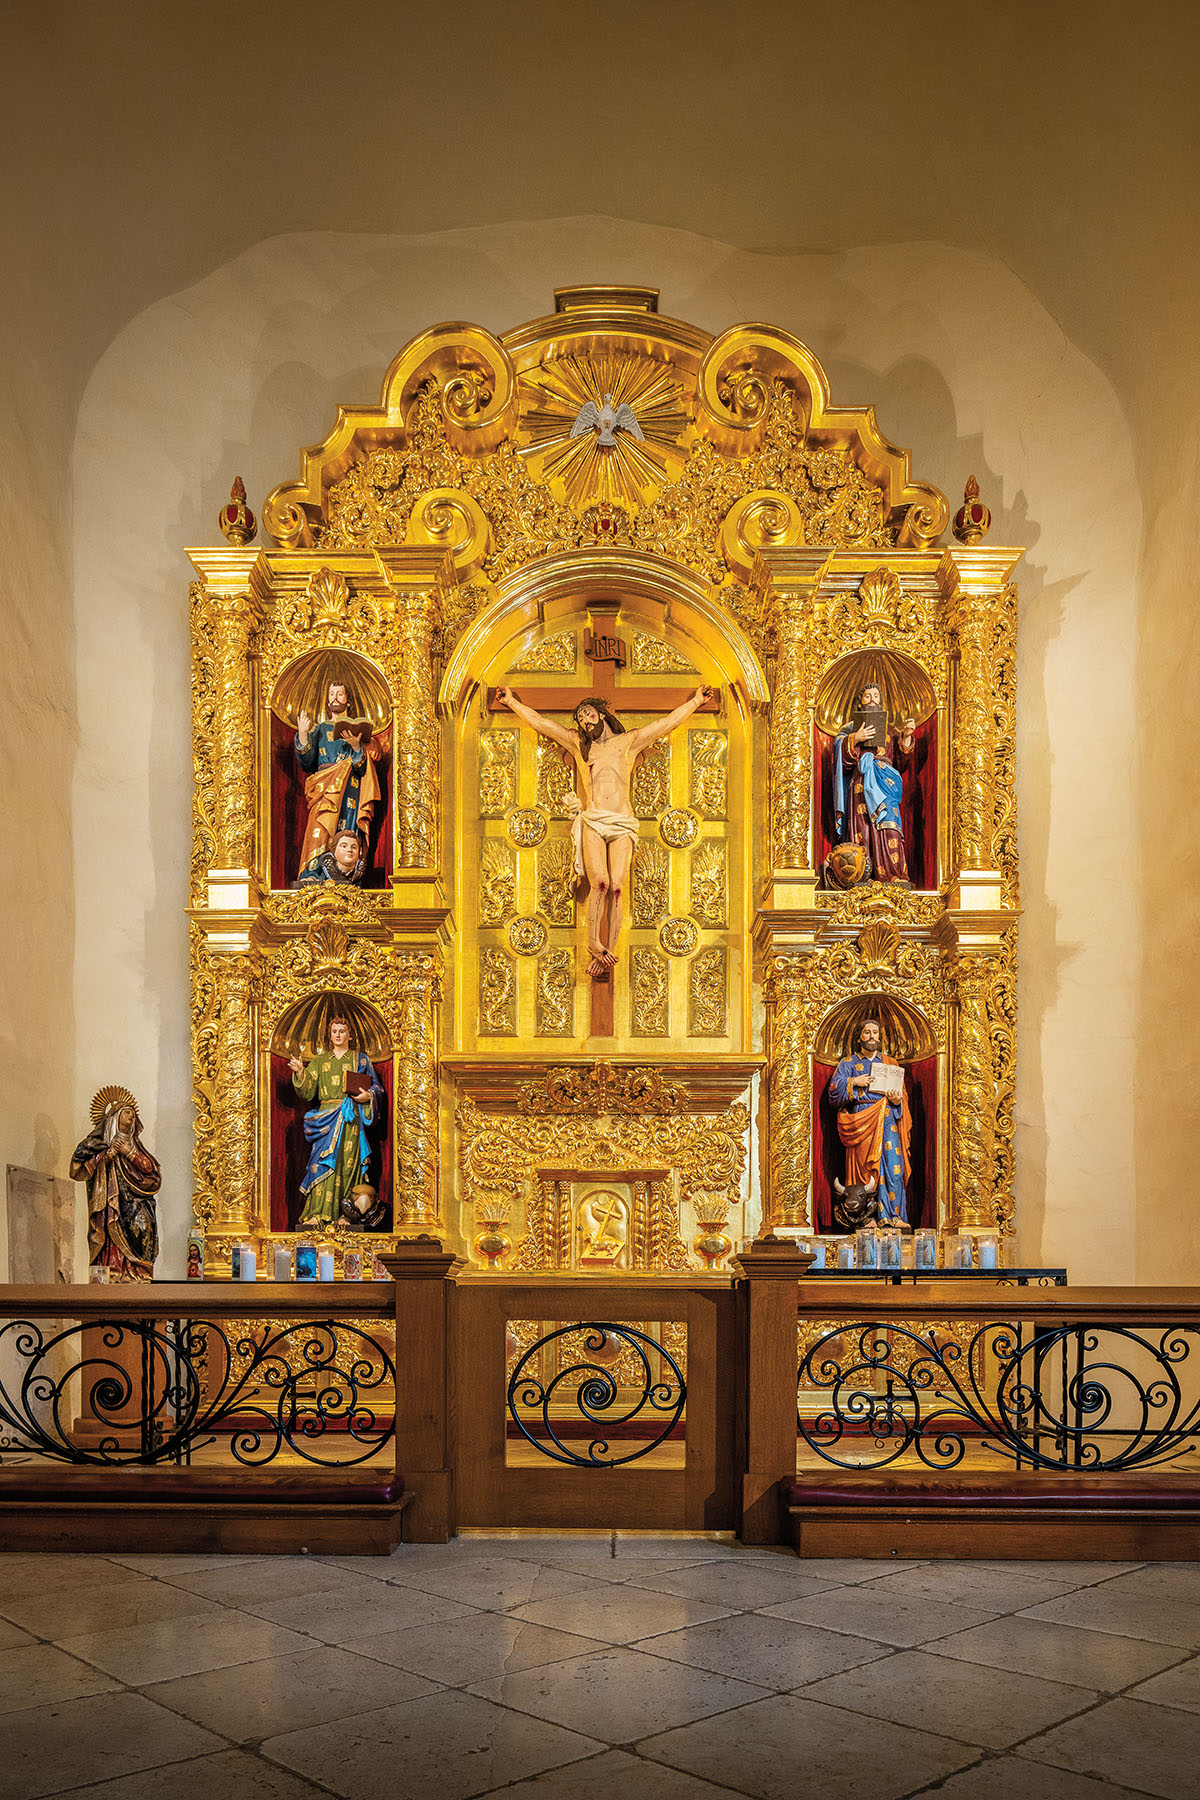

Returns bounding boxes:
[0,1283,396,1468]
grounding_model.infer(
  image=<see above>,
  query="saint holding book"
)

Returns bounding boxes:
[288,1014,383,1226]
[830,682,916,886]
[826,1017,912,1224]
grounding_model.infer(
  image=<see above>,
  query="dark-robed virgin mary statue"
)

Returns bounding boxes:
[70,1087,162,1282]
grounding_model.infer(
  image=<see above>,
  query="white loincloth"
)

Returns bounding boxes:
[567,797,641,880]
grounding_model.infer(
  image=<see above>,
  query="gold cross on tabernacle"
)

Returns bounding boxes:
[488,627,717,1039]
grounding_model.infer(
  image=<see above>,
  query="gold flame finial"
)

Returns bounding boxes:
[219,476,257,546]
[953,474,991,546]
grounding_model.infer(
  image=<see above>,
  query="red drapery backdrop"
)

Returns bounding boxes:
[812,720,937,890]
[269,717,393,891]
[811,1054,937,1232]
[269,1055,393,1232]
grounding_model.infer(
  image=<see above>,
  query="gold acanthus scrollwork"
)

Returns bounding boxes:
[688,730,727,819]
[209,586,261,870]
[264,883,389,929]
[480,840,517,926]
[479,731,517,817]
[317,383,583,585]
[535,948,575,1037]
[513,631,577,673]
[536,838,575,925]
[632,384,893,584]
[211,949,264,1234]
[458,1093,749,1272]
[394,951,442,1226]
[946,954,998,1230]
[688,945,728,1037]
[479,947,517,1035]
[988,927,1018,1231]
[763,952,813,1229]
[393,586,441,869]
[630,634,696,674]
[689,839,728,929]
[535,741,576,817]
[261,566,395,704]
[517,1062,687,1117]
[189,926,220,1228]
[631,742,669,818]
[631,947,669,1036]
[991,583,1020,908]
[264,928,404,1046]
[819,570,948,712]
[188,582,220,902]
[632,841,669,927]
[767,586,810,870]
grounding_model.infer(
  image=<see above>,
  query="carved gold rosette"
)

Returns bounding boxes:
[187,287,1019,1273]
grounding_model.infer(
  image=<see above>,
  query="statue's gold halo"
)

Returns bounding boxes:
[271,991,391,1064]
[270,646,392,732]
[814,995,935,1064]
[813,648,937,736]
[90,1085,139,1125]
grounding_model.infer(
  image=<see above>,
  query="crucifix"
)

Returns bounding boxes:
[489,619,718,1039]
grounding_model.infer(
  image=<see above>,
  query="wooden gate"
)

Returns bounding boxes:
[384,1238,806,1542]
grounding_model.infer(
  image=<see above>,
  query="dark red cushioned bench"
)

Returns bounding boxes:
[0,1465,411,1556]
[784,1471,1200,1560]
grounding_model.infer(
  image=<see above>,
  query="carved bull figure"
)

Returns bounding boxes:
[831,1174,880,1231]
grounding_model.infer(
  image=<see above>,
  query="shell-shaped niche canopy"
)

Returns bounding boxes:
[814,994,936,1064]
[271,991,391,1065]
[270,646,392,732]
[814,648,937,735]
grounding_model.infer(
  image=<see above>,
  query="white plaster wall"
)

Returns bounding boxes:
[72,217,1140,1280]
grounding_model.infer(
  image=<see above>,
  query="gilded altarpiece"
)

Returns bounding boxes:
[187,286,1019,1275]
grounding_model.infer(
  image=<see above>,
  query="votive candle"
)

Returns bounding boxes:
[273,1245,292,1282]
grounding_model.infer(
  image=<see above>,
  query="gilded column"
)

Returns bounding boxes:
[394,588,442,870]
[210,588,260,870]
[211,951,261,1235]
[948,953,997,1229]
[768,587,809,870]
[764,951,811,1228]
[394,951,441,1227]
[950,590,994,876]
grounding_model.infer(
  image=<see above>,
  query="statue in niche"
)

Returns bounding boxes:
[70,1087,161,1282]
[288,1013,383,1227]
[294,680,384,883]
[828,683,916,887]
[294,827,366,889]
[827,1018,912,1225]
[495,684,714,979]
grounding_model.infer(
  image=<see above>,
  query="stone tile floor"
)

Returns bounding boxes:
[2,1537,1199,1798]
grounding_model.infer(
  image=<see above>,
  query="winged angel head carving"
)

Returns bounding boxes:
[569,393,645,449]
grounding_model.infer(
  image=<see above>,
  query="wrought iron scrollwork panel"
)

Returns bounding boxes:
[507,1323,685,1468]
[0,1316,396,1468]
[797,1319,1200,1473]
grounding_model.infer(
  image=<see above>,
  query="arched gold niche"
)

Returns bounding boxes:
[440,549,767,1057]
[814,994,937,1064]
[266,990,394,1237]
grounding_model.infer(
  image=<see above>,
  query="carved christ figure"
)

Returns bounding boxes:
[494,685,714,979]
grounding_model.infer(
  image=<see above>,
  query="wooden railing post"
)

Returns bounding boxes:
[380,1239,464,1542]
[734,1235,810,1543]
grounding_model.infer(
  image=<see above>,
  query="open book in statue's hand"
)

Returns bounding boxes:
[331,718,373,744]
[868,1060,904,1100]
[344,1069,373,1098]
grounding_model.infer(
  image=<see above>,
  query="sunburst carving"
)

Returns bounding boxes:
[518,353,689,510]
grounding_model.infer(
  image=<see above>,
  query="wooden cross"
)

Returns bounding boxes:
[488,639,718,1040]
